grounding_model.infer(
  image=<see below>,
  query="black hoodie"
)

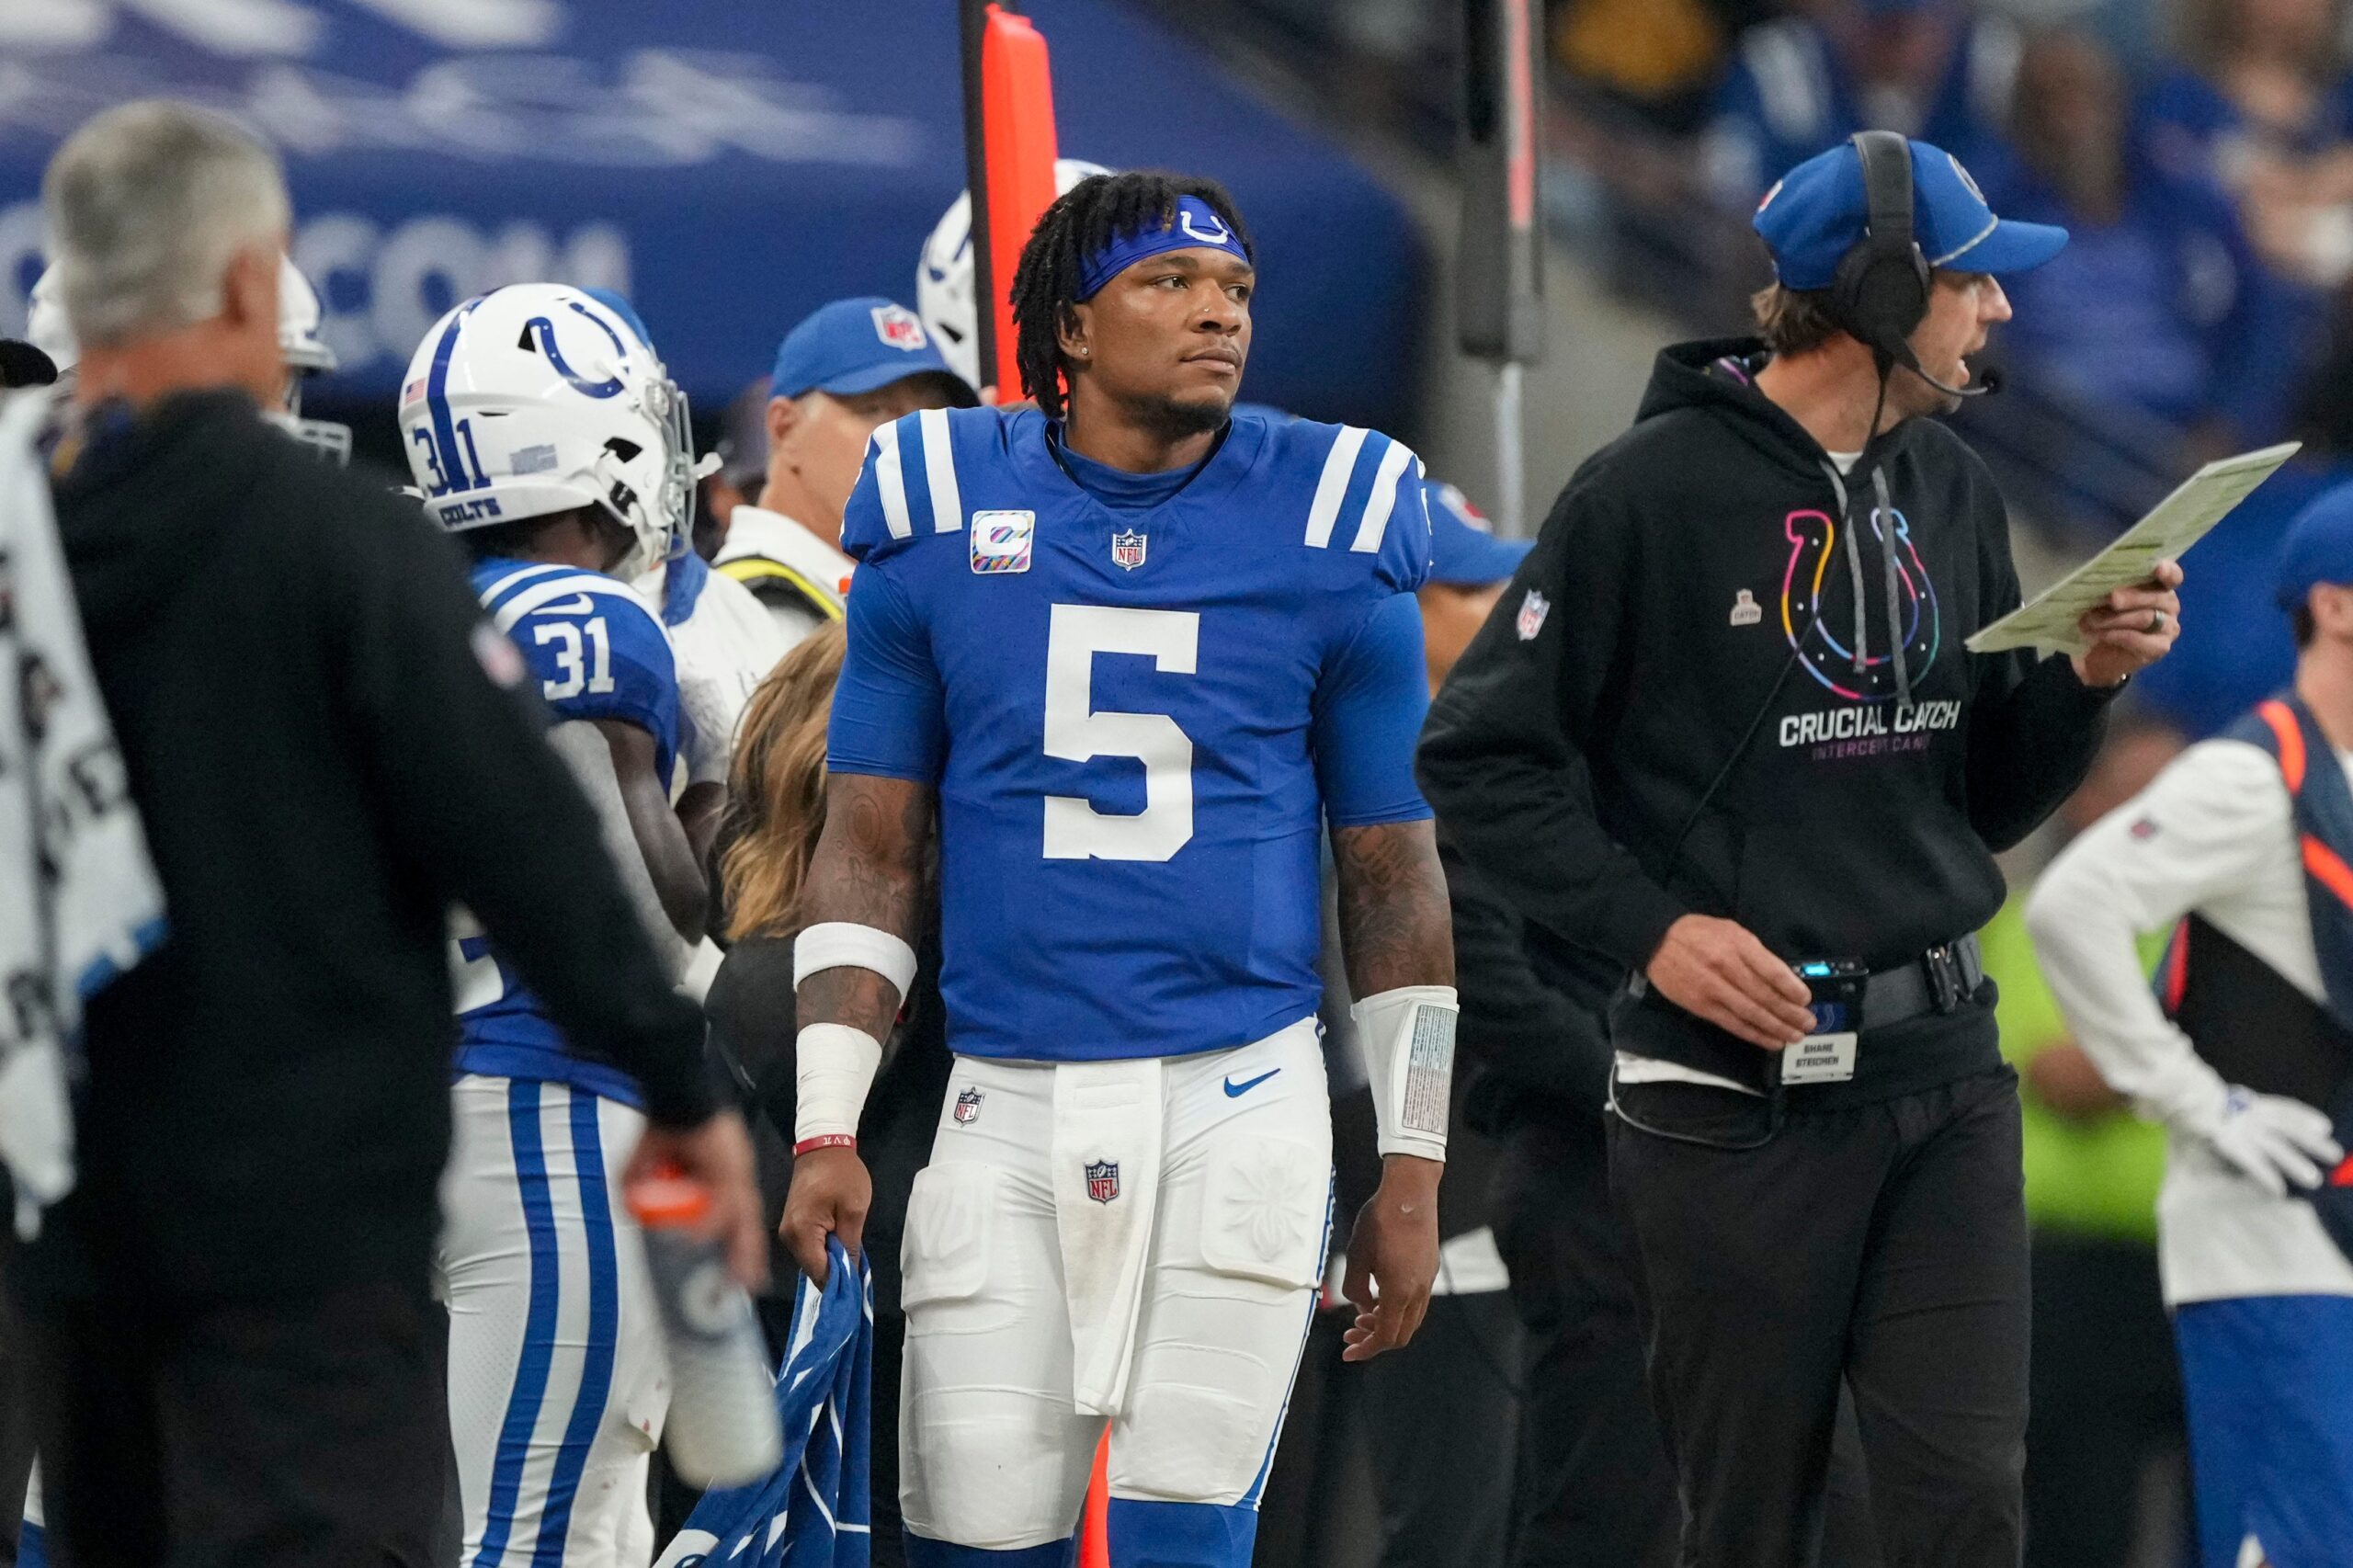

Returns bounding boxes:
[24,392,715,1301]
[1418,338,2117,1093]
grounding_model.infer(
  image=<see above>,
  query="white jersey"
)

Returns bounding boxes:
[2028,736,2353,1306]
[712,506,850,651]
[634,558,789,786]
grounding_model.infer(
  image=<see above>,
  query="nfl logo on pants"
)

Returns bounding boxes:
[1086,1160,1120,1203]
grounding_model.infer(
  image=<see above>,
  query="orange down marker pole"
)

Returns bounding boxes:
[976,3,1060,398]
[1080,1429,1112,1567]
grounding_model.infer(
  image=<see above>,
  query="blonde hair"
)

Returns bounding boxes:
[1749,282,1844,356]
[721,623,847,942]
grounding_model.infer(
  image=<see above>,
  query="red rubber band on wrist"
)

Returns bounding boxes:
[794,1133,857,1156]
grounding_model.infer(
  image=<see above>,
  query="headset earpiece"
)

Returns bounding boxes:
[1830,131,1930,369]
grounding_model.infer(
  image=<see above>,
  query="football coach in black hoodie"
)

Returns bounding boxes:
[1420,134,2186,1568]
[21,102,765,1567]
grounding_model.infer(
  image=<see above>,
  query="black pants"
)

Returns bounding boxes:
[0,1201,39,1567]
[1608,1069,2029,1568]
[1358,1289,1519,1567]
[2022,1233,2185,1568]
[19,1279,444,1568]
[1500,1117,1885,1568]
[1493,1119,1679,1568]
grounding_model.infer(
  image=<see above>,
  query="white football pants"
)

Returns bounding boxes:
[898,1018,1332,1559]
[438,1074,668,1568]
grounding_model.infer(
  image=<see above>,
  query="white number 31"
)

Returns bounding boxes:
[1042,604,1199,861]
[534,616,615,701]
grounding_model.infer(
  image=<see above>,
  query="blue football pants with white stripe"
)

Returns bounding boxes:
[2177,1294,2353,1568]
[899,1021,1331,1568]
[439,1074,668,1568]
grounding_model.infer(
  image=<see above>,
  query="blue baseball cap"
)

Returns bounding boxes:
[770,297,975,403]
[1427,481,1532,585]
[2276,483,2353,609]
[1753,138,2068,291]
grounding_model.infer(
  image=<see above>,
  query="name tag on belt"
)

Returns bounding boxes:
[1779,1031,1859,1085]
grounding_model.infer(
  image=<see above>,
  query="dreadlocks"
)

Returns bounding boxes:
[1008,171,1254,421]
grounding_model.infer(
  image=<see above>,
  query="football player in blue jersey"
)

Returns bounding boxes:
[398,283,709,1567]
[779,172,1458,1567]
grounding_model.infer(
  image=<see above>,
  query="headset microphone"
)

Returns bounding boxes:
[1906,358,1999,399]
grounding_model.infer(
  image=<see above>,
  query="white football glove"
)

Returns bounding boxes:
[2177,1085,2344,1197]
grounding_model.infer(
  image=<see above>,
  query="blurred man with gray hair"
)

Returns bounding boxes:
[19,99,764,1568]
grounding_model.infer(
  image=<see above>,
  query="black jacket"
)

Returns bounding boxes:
[1443,835,1614,1133]
[1419,340,2116,1085]
[24,392,716,1301]
[705,926,949,1318]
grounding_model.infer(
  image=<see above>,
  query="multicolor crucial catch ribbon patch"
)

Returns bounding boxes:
[970,509,1035,574]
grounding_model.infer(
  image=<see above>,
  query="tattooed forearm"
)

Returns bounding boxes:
[1330,819,1456,998]
[794,771,934,1041]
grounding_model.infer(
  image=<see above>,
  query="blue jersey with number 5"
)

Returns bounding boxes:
[450,559,680,1104]
[827,407,1434,1062]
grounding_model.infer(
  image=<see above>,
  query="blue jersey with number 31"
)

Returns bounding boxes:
[451,559,681,1105]
[826,406,1434,1062]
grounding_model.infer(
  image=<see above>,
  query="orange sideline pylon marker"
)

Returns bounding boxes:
[1080,1428,1111,1567]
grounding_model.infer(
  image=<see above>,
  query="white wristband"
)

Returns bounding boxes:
[793,921,918,1004]
[1350,983,1458,1162]
[793,1023,883,1143]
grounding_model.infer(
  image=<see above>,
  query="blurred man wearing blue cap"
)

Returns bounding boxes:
[1422,131,2185,1567]
[1417,481,1534,695]
[2032,485,2353,1568]
[716,298,975,646]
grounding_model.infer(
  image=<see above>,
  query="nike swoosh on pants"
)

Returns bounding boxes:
[1223,1069,1280,1098]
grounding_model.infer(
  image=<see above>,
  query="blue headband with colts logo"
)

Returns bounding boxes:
[1074,197,1251,301]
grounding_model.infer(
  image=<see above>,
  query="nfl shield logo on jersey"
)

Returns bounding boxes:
[1111,531,1147,571]
[954,1086,984,1125]
[870,303,927,351]
[970,510,1035,574]
[1517,588,1551,642]
[1086,1160,1120,1203]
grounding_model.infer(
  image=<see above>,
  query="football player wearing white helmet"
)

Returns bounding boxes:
[28,255,350,463]
[399,283,709,1567]
[561,291,792,999]
[915,157,1112,391]
[715,297,973,649]
[562,290,790,850]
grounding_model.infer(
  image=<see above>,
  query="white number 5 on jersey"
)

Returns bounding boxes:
[1042,604,1198,861]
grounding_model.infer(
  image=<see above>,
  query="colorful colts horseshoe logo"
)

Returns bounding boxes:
[1780,505,1940,701]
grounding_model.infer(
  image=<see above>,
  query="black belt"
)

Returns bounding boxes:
[1623,933,1987,1024]
[1859,932,1985,1028]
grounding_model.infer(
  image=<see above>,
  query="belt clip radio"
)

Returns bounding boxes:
[1792,959,1870,1034]
[1775,959,1870,1090]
